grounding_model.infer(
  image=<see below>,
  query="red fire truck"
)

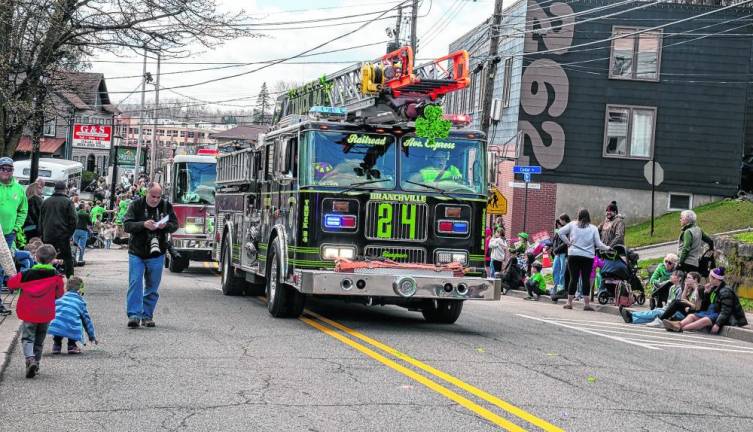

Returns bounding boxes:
[165,149,218,272]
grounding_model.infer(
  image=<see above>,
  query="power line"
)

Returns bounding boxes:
[104,40,391,80]
[107,1,410,95]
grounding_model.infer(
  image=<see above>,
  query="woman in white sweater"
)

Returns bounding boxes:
[488,228,507,277]
[558,208,609,311]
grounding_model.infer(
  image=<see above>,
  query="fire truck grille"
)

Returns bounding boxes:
[365,202,428,242]
[364,246,426,264]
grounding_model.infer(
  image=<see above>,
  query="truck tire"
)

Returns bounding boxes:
[168,252,189,273]
[221,239,245,296]
[422,299,464,324]
[265,238,305,318]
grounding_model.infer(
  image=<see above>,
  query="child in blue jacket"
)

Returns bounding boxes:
[47,276,97,354]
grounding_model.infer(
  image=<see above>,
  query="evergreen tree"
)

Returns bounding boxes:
[255,82,272,124]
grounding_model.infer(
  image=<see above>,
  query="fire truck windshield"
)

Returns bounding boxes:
[301,130,396,189]
[174,162,216,205]
[400,136,485,195]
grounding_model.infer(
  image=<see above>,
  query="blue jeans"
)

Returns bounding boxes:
[127,254,165,320]
[632,308,685,324]
[552,254,566,289]
[73,229,88,262]
[4,233,15,249]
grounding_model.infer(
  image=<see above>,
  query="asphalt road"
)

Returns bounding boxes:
[1,248,752,431]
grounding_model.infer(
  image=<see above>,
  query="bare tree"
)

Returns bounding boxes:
[0,0,261,156]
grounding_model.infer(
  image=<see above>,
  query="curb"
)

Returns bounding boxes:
[504,289,622,316]
[504,288,753,343]
[0,314,21,383]
[632,227,753,252]
[721,325,753,344]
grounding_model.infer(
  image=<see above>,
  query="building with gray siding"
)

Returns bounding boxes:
[445,0,753,238]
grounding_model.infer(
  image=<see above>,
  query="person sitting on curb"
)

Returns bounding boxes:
[524,261,547,301]
[664,267,748,333]
[656,271,705,324]
[620,270,688,325]
[649,253,678,309]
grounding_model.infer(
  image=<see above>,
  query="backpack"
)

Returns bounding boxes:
[698,249,715,278]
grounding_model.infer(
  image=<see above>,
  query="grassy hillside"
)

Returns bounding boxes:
[625,199,753,248]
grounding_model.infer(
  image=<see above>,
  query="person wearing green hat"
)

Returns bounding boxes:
[509,232,529,256]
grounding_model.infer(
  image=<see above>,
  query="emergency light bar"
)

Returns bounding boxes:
[443,114,472,127]
[309,106,347,120]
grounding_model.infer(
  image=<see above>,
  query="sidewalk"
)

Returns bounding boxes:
[0,290,20,382]
[504,287,753,344]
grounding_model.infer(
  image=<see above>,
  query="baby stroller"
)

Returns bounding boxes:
[597,245,646,306]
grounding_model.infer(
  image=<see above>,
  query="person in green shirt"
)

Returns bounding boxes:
[649,253,678,309]
[0,157,28,250]
[418,152,462,183]
[116,194,132,225]
[524,261,547,300]
[509,232,530,255]
[90,201,105,224]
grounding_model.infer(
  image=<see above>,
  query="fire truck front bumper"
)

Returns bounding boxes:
[298,269,501,300]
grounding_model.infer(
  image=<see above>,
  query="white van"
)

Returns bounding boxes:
[14,158,83,198]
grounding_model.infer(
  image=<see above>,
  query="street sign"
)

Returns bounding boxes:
[508,181,541,189]
[644,161,664,186]
[116,146,146,166]
[523,173,531,183]
[72,124,112,149]
[487,186,507,215]
[513,165,542,175]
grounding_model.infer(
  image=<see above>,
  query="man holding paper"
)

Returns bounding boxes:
[123,182,178,328]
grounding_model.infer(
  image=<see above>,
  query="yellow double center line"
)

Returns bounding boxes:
[300,309,564,432]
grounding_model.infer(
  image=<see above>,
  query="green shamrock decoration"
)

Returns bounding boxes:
[415,105,451,147]
[318,75,334,104]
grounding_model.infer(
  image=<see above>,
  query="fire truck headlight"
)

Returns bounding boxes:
[435,250,468,265]
[185,217,205,234]
[322,246,356,260]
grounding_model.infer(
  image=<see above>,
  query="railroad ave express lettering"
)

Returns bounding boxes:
[402,137,456,151]
[347,134,387,146]
[369,193,427,203]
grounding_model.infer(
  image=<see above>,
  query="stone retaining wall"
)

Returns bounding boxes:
[715,235,753,299]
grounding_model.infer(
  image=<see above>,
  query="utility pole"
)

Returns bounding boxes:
[134,49,147,179]
[29,94,43,184]
[388,6,403,52]
[410,0,418,54]
[480,0,505,138]
[150,52,161,179]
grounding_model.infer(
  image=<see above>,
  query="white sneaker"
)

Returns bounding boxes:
[647,318,664,327]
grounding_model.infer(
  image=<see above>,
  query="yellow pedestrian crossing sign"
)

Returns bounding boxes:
[487,186,507,215]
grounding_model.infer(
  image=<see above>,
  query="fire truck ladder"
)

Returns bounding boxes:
[273,46,470,124]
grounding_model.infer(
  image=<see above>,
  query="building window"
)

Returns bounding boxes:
[603,105,656,159]
[609,27,662,81]
[502,57,513,107]
[188,131,194,138]
[43,120,56,137]
[668,193,692,211]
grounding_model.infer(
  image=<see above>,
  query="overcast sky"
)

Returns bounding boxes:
[95,0,504,112]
